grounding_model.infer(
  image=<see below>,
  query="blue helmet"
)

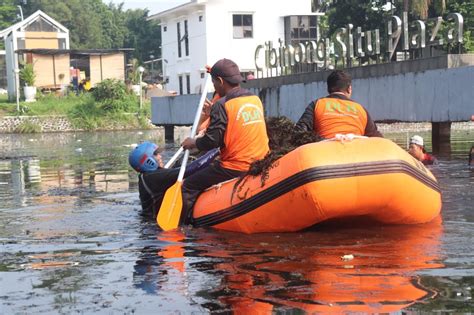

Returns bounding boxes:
[129,141,160,172]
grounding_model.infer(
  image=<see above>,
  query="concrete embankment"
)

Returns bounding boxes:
[0,115,157,133]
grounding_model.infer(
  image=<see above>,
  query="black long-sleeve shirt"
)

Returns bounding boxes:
[195,87,255,151]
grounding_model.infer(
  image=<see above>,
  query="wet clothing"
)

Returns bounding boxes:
[138,148,219,219]
[180,162,245,224]
[295,93,382,139]
[421,153,437,166]
[182,87,269,222]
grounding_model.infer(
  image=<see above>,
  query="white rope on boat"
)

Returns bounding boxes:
[324,133,368,142]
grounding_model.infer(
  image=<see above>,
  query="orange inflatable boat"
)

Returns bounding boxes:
[192,137,441,233]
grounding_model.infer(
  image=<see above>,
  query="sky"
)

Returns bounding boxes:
[104,0,189,14]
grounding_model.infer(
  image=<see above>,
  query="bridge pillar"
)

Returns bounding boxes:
[432,122,451,155]
[164,125,175,143]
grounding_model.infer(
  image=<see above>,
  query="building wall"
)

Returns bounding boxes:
[24,32,59,49]
[151,55,474,124]
[161,4,207,94]
[90,53,125,86]
[32,53,69,88]
[159,0,312,94]
[4,14,70,100]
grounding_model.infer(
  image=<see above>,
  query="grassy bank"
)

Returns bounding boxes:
[0,80,153,132]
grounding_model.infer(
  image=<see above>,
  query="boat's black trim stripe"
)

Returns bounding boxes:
[193,160,440,227]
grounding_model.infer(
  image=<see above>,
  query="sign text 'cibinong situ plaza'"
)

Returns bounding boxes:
[254,12,464,76]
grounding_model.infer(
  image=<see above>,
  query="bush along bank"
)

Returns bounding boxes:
[0,79,155,133]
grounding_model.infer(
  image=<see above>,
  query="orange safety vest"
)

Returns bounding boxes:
[313,97,368,139]
[220,95,269,171]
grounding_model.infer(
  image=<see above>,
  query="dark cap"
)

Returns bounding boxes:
[210,58,245,84]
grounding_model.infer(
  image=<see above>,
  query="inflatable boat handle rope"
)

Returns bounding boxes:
[324,133,368,142]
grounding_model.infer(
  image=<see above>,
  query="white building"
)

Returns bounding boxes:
[149,0,320,95]
[0,10,69,100]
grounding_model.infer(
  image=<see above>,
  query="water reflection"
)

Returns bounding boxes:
[133,218,444,313]
[0,130,472,313]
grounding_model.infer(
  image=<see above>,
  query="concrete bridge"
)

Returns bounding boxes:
[151,54,474,152]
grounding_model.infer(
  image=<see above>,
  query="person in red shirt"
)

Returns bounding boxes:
[408,135,437,165]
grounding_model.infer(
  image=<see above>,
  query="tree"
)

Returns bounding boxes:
[325,0,390,37]
[446,0,474,52]
[20,0,160,59]
[123,8,161,62]
[0,0,19,30]
[402,0,446,19]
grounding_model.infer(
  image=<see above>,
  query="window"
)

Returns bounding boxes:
[233,14,253,39]
[199,15,203,22]
[177,20,189,58]
[178,75,183,95]
[25,17,58,32]
[186,75,190,94]
[177,22,182,58]
[59,38,66,49]
[164,26,167,32]
[285,15,319,46]
[184,20,189,56]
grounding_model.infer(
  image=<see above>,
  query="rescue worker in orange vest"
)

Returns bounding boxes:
[180,58,270,224]
[295,70,382,139]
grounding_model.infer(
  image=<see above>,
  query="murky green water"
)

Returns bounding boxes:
[1,129,473,313]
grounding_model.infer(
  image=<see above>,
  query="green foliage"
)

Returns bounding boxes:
[92,79,127,102]
[99,93,138,113]
[446,0,474,52]
[0,0,18,30]
[68,98,103,130]
[123,9,161,61]
[323,0,474,54]
[14,121,42,133]
[91,79,139,113]
[127,58,142,84]
[28,93,91,115]
[325,1,390,38]
[19,62,36,86]
[68,79,144,129]
[21,0,161,61]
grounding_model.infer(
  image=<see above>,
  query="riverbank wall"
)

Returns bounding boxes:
[0,114,473,135]
[0,115,157,133]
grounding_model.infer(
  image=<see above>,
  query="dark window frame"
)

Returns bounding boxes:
[186,74,190,94]
[232,14,253,39]
[184,20,189,56]
[178,75,183,95]
[177,22,182,58]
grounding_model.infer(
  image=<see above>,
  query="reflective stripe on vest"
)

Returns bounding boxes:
[313,98,368,138]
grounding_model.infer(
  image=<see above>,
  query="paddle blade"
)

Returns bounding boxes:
[157,181,183,231]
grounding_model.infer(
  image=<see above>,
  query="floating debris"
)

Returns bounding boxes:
[123,143,138,148]
[341,254,354,261]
